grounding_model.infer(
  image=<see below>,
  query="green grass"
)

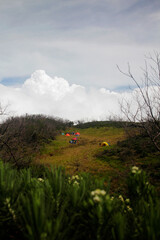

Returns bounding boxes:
[77,126,124,138]
[1,122,160,239]
[0,161,160,240]
[34,126,128,193]
[35,126,126,168]
[34,126,160,194]
[40,138,70,155]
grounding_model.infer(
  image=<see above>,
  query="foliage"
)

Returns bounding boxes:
[97,133,159,161]
[75,120,132,129]
[0,114,72,168]
[0,161,159,240]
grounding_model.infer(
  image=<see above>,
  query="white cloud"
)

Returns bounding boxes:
[0,0,159,89]
[1,70,159,122]
[0,70,123,121]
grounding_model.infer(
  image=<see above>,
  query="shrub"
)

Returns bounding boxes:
[0,161,159,240]
[0,114,72,167]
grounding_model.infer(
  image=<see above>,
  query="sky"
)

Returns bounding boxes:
[0,0,160,121]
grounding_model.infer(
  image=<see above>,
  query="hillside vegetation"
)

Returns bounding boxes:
[35,126,126,192]
[0,116,160,239]
[34,123,160,193]
[0,114,72,167]
[0,160,160,240]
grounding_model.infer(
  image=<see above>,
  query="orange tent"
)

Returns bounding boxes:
[65,133,70,136]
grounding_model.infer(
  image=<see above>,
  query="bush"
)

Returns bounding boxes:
[75,120,125,129]
[0,114,72,167]
[0,161,160,239]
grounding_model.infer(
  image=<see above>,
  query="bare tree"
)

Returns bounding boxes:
[0,103,17,165]
[0,102,8,117]
[117,52,160,151]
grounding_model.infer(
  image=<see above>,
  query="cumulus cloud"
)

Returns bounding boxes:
[0,70,124,121]
[1,70,159,122]
[0,0,159,89]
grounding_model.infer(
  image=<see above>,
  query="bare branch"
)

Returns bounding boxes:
[118,52,160,152]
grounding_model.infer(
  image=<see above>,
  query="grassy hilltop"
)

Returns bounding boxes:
[34,126,126,192]
[34,122,160,193]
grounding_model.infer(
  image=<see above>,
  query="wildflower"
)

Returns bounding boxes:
[4,198,16,221]
[91,189,106,196]
[119,195,124,202]
[68,175,82,186]
[71,175,80,180]
[68,177,71,184]
[131,166,141,174]
[132,167,141,174]
[99,190,106,196]
[127,205,132,212]
[38,178,44,182]
[131,166,139,173]
[93,195,101,203]
[110,196,114,201]
[91,189,106,203]
[69,175,82,184]
[73,180,79,186]
[5,198,10,204]
[125,198,130,204]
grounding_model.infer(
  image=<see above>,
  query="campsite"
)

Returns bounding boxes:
[36,126,125,185]
[0,117,160,240]
[35,123,160,193]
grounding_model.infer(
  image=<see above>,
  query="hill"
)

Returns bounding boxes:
[0,116,160,192]
[34,124,160,193]
[0,117,160,239]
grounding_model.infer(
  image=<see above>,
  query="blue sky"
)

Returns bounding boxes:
[0,0,159,121]
[1,76,29,86]
[0,0,159,90]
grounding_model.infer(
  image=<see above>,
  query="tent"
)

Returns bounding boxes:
[75,132,80,136]
[101,142,110,147]
[61,133,65,135]
[72,137,77,140]
[65,133,70,136]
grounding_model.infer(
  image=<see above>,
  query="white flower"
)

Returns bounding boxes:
[91,189,106,203]
[132,166,139,172]
[119,195,124,202]
[5,198,16,220]
[91,189,106,196]
[72,175,80,180]
[127,206,132,212]
[93,195,101,203]
[73,180,79,186]
[38,178,44,182]
[99,190,106,196]
[5,198,10,204]
[131,166,141,174]
[68,175,83,186]
[68,177,71,184]
[125,198,130,204]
